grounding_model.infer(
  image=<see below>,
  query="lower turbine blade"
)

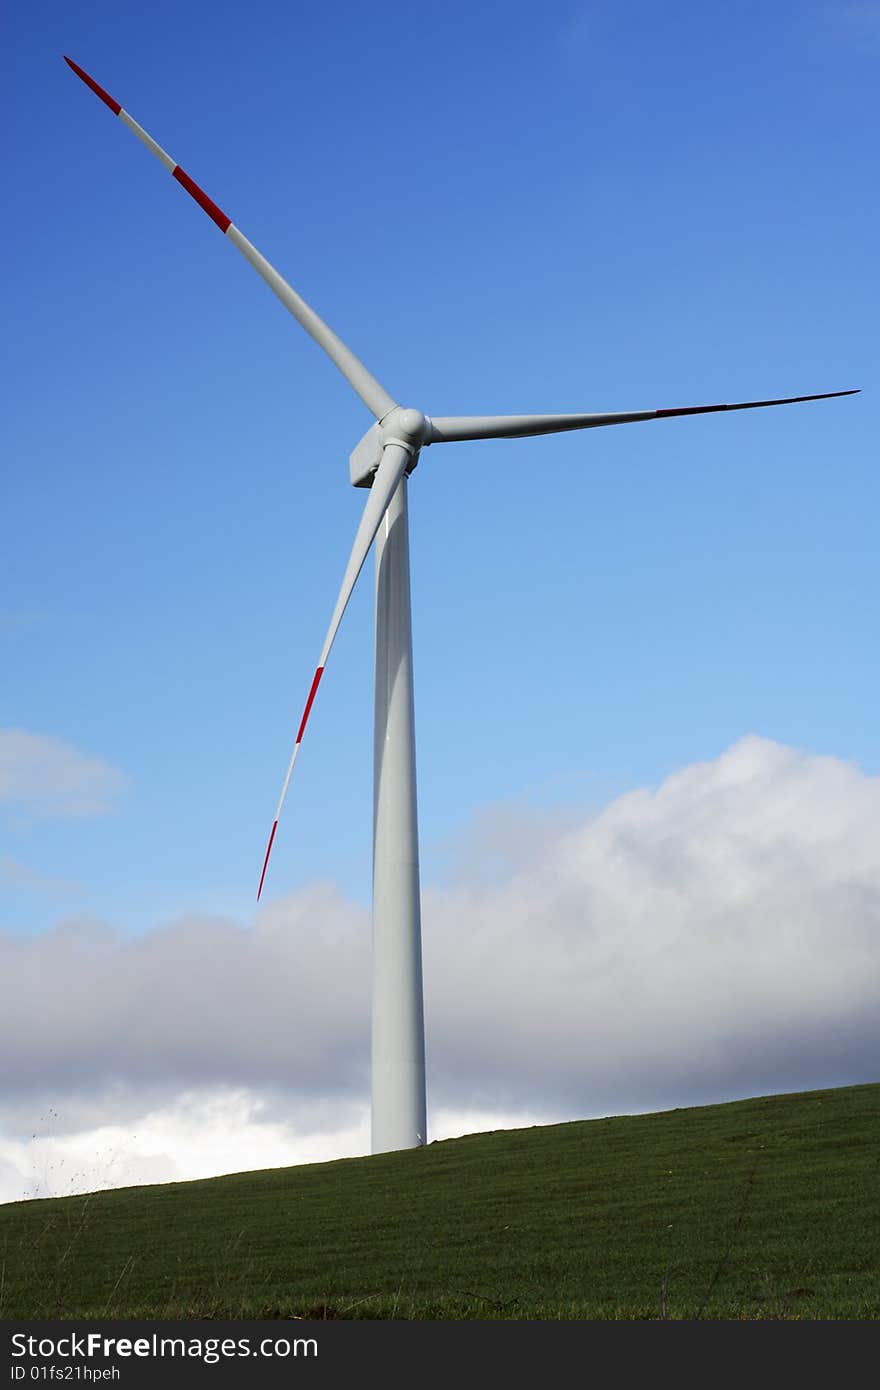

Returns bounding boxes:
[257,442,413,900]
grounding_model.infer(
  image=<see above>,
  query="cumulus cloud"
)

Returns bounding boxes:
[0,1091,545,1204]
[0,729,123,818]
[0,883,370,1101]
[1,735,878,1203]
[423,735,880,1116]
[0,856,83,899]
[0,1089,370,1202]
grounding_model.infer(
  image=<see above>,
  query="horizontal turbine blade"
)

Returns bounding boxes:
[63,56,397,422]
[427,389,859,444]
[257,442,413,900]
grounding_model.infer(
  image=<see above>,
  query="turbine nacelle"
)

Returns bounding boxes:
[350,408,431,487]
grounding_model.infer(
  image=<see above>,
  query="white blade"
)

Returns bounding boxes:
[257,443,412,900]
[64,56,397,422]
[427,390,859,443]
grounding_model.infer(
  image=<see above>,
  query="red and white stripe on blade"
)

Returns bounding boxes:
[62,57,397,422]
[257,443,412,901]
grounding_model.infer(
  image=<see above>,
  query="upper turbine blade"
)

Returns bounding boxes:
[427,390,859,444]
[63,56,397,422]
[257,442,413,900]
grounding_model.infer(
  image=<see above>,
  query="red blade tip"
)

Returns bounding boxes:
[257,820,278,902]
[63,56,122,115]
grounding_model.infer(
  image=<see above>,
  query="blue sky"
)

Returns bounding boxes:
[0,1,877,1194]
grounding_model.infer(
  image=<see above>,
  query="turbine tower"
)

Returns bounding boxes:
[65,56,858,1155]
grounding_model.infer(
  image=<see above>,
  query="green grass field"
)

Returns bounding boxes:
[1,1082,877,1319]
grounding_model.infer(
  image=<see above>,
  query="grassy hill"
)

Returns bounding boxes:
[1,1082,877,1319]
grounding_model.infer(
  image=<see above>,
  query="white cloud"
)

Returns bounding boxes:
[423,735,880,1115]
[0,1089,369,1203]
[0,856,83,899]
[0,729,123,818]
[0,888,370,1109]
[1,735,878,1202]
[0,1090,546,1204]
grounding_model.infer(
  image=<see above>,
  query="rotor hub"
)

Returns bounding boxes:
[381,407,430,449]
[350,407,433,487]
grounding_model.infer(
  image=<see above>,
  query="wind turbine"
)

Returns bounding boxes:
[65,56,858,1156]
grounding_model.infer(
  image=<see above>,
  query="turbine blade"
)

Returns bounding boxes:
[257,442,413,900]
[63,56,397,422]
[427,390,859,443]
